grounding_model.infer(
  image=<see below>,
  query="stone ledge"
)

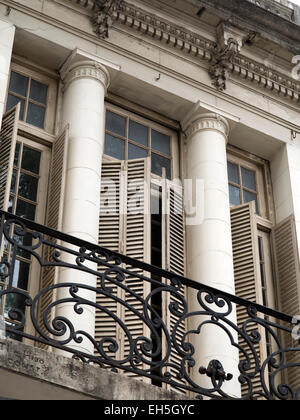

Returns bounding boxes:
[0,338,191,400]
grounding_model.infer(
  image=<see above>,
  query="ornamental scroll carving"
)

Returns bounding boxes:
[92,0,123,38]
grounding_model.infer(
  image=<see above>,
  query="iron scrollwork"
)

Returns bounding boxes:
[0,211,299,400]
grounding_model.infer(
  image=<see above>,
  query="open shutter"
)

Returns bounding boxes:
[96,158,151,377]
[163,181,187,393]
[123,158,151,377]
[96,160,123,360]
[38,126,69,341]
[230,202,265,396]
[272,215,300,390]
[0,104,20,211]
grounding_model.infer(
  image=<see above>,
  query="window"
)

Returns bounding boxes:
[104,106,179,180]
[0,132,51,340]
[5,62,58,134]
[228,161,259,213]
[6,71,48,130]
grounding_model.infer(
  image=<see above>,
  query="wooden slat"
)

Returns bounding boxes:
[272,216,300,391]
[0,104,20,211]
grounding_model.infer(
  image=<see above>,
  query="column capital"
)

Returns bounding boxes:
[61,60,110,93]
[182,103,230,140]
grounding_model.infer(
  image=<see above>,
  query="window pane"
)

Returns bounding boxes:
[241,167,256,191]
[227,162,239,184]
[243,190,258,213]
[29,79,48,105]
[151,153,171,179]
[151,130,171,156]
[21,147,41,174]
[229,185,241,206]
[8,196,14,214]
[104,134,125,160]
[26,102,46,129]
[129,120,148,146]
[13,229,32,260]
[14,143,21,167]
[4,292,27,321]
[6,94,25,120]
[10,170,17,194]
[18,173,39,202]
[128,143,148,160]
[16,199,36,221]
[11,260,30,290]
[106,111,126,137]
[9,72,28,97]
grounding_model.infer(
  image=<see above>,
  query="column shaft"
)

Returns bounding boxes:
[57,60,110,355]
[183,109,240,398]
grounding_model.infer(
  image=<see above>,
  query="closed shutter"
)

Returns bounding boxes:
[96,158,151,377]
[230,202,265,397]
[272,215,300,390]
[0,104,20,211]
[38,126,69,341]
[163,181,187,393]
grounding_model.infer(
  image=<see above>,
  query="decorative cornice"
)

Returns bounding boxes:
[61,60,111,92]
[68,0,300,102]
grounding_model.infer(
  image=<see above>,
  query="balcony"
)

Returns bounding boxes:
[0,210,299,400]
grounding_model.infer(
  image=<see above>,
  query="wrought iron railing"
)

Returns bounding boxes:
[0,210,299,400]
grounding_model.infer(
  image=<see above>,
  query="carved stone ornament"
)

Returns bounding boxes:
[92,0,123,39]
[209,23,248,91]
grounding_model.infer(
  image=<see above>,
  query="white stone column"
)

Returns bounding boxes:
[182,106,240,398]
[0,18,15,129]
[57,59,110,355]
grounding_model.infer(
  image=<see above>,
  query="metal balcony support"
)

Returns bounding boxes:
[0,211,299,400]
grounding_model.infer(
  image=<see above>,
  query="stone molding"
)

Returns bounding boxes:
[61,60,111,92]
[92,0,123,38]
[67,0,300,102]
[183,111,230,140]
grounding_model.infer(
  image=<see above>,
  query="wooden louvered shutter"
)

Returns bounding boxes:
[96,160,123,360]
[96,158,151,377]
[0,104,20,211]
[38,126,69,340]
[163,181,187,393]
[123,158,151,378]
[272,215,300,390]
[230,202,265,396]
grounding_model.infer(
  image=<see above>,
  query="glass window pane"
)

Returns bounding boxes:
[241,167,256,191]
[9,72,28,97]
[18,173,39,202]
[10,170,17,194]
[129,120,148,146]
[4,291,27,320]
[243,190,258,213]
[128,143,148,160]
[16,199,36,221]
[8,195,14,214]
[229,185,241,206]
[6,94,25,120]
[151,129,171,156]
[14,143,21,167]
[106,110,126,137]
[29,79,48,105]
[104,134,125,160]
[11,260,30,290]
[26,102,46,129]
[227,162,239,184]
[21,146,41,175]
[151,153,171,179]
[13,229,32,260]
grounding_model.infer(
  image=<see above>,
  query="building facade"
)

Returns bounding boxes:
[0,0,299,400]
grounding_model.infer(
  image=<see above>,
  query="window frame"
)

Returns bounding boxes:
[5,60,58,136]
[103,103,180,181]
